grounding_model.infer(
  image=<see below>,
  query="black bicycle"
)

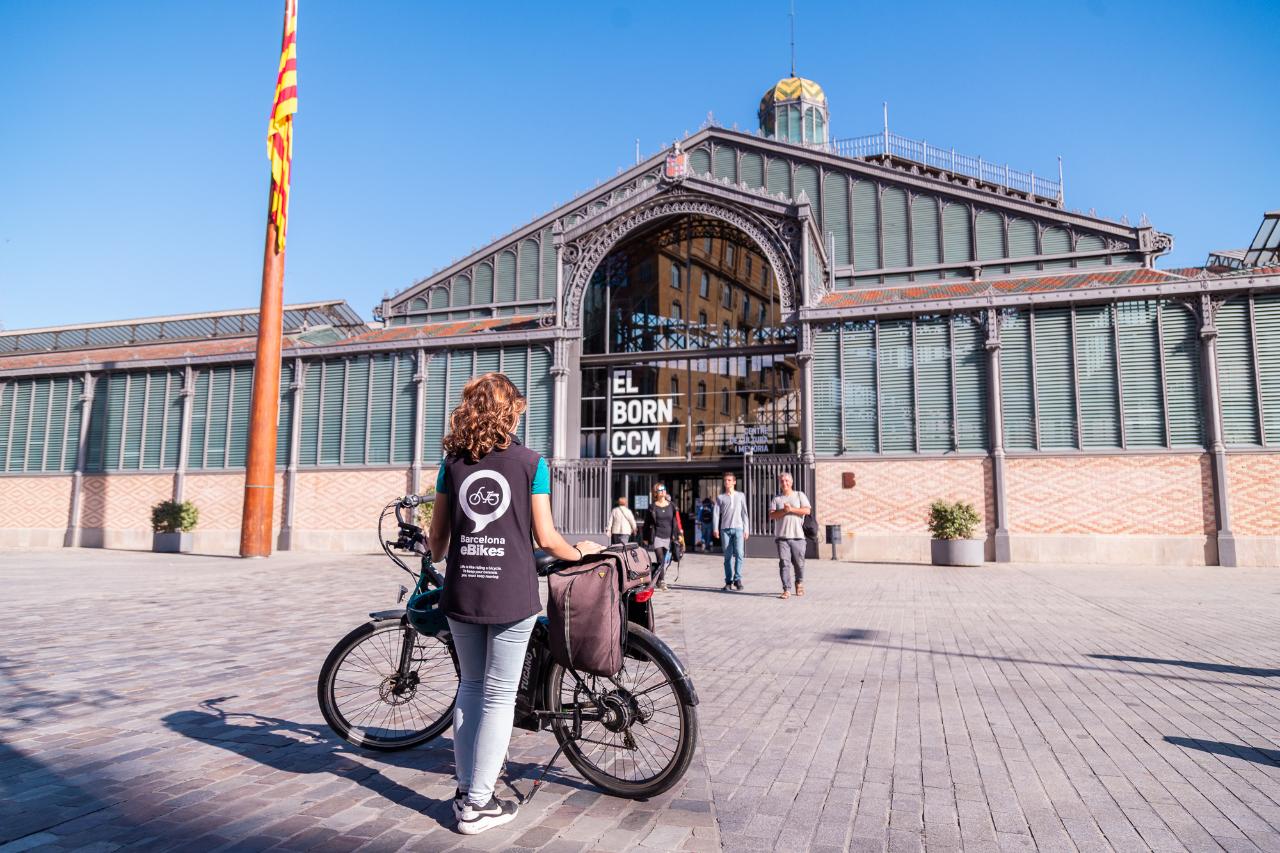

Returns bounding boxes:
[316,495,700,800]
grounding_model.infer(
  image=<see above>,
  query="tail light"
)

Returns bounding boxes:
[634,588,654,603]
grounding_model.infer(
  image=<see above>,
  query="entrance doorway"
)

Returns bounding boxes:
[612,463,738,553]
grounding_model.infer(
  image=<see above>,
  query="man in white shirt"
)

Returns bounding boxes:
[768,472,811,599]
[712,473,750,591]
[607,495,638,545]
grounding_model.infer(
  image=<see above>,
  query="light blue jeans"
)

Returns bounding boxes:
[721,527,745,583]
[447,614,537,806]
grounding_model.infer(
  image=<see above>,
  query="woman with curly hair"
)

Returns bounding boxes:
[427,372,601,835]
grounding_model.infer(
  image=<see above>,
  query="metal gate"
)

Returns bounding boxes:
[742,453,816,557]
[550,458,612,537]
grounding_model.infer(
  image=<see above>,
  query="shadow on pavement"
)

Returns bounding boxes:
[1164,736,1280,766]
[671,583,782,598]
[1088,654,1280,678]
[826,629,885,643]
[833,641,1280,691]
[161,696,589,828]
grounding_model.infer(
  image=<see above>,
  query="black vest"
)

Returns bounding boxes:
[439,438,541,624]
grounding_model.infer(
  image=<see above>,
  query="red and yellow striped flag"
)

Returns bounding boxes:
[267,0,298,253]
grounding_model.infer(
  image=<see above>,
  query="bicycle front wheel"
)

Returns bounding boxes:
[317,620,457,751]
[545,624,698,799]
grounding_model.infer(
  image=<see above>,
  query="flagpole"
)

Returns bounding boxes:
[240,1,293,558]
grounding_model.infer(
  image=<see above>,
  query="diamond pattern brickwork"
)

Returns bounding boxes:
[292,469,413,531]
[80,474,172,531]
[815,458,993,535]
[1226,453,1280,536]
[1006,454,1213,535]
[0,476,72,529]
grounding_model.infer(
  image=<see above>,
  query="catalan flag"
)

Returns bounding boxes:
[267,0,298,253]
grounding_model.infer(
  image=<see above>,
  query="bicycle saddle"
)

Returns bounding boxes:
[534,549,573,576]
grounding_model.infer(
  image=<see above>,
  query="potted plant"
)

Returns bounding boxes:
[928,499,984,566]
[152,500,199,553]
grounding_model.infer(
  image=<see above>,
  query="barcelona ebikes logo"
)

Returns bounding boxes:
[459,470,511,534]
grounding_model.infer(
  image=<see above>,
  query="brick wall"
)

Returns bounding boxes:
[814,457,992,561]
[1226,453,1280,536]
[1005,454,1214,536]
[0,475,73,547]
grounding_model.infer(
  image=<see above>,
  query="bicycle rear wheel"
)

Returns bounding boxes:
[317,620,457,751]
[545,624,698,799]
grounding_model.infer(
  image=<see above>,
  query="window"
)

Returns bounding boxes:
[725,244,735,266]
[721,388,730,415]
[742,294,751,323]
[722,321,732,346]
[695,421,706,450]
[666,423,679,452]
[672,301,683,321]
[670,376,680,397]
[704,237,713,254]
[698,310,707,328]
[670,262,681,290]
[697,381,707,408]
[722,283,732,309]
[746,256,753,278]
[758,303,767,327]
[699,271,710,299]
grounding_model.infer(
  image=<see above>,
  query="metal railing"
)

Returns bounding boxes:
[550,458,612,536]
[821,132,1063,204]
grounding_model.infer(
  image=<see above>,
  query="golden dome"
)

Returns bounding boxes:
[759,76,826,113]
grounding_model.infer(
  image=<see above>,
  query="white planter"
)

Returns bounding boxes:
[930,537,984,566]
[153,532,193,553]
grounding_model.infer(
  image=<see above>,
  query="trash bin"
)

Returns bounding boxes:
[825,524,843,560]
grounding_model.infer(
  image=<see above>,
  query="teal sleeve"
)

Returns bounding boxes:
[435,462,446,494]
[532,457,551,495]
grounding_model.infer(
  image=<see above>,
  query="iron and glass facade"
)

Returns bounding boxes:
[3,78,1278,562]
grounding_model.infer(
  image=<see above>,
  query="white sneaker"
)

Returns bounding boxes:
[457,795,519,835]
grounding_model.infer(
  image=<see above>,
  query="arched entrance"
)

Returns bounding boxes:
[566,205,810,552]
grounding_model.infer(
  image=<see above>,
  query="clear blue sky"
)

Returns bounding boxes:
[1,0,1277,330]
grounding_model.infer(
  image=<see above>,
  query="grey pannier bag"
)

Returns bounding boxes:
[546,544,650,677]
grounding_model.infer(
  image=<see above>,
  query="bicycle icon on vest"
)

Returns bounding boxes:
[468,485,502,507]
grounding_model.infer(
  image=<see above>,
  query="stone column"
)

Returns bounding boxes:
[64,371,96,548]
[984,309,1011,562]
[278,358,303,550]
[1199,294,1237,567]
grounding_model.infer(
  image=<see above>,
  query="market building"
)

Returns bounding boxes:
[2,77,1279,564]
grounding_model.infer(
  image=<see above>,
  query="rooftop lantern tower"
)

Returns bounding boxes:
[758,76,828,145]
[758,5,827,145]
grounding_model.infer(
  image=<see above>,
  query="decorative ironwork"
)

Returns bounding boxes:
[561,189,802,328]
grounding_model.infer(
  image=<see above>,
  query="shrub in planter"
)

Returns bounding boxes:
[927,500,983,566]
[152,500,199,553]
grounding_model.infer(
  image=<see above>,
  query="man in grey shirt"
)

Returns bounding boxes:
[768,472,811,599]
[712,472,749,591]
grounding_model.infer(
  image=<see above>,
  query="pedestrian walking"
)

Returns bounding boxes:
[427,372,603,835]
[642,483,681,590]
[697,497,715,552]
[712,472,749,591]
[607,495,638,545]
[768,472,811,599]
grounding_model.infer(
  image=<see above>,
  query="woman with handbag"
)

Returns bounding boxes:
[641,483,682,591]
[426,372,602,835]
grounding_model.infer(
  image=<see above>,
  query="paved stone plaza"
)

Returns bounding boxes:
[1,548,1279,852]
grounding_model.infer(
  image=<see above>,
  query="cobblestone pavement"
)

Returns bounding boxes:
[1,548,1279,852]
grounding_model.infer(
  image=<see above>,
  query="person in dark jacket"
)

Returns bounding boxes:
[642,483,682,590]
[427,372,601,835]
